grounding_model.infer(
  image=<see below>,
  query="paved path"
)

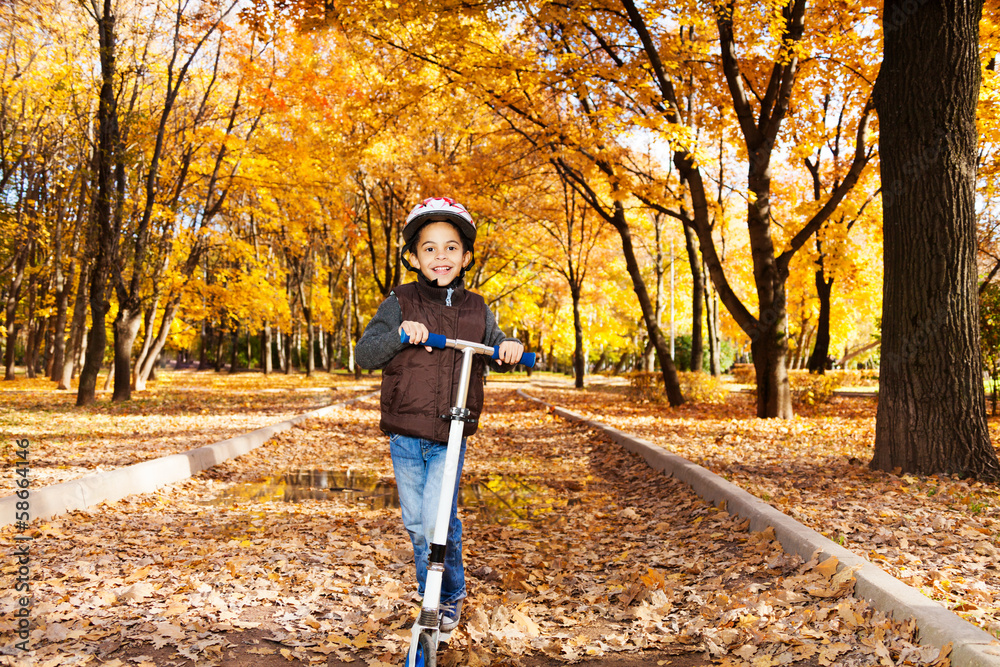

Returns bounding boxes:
[3,387,977,666]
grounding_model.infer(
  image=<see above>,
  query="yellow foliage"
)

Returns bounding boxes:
[626,371,664,402]
[788,371,843,406]
[835,370,879,388]
[627,370,728,405]
[677,372,728,405]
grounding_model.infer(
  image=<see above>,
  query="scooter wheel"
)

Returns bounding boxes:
[409,630,436,667]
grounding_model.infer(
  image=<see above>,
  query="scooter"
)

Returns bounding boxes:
[398,330,536,667]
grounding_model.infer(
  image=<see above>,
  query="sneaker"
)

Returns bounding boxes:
[439,599,463,633]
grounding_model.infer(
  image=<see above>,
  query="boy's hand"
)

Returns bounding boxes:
[399,321,434,352]
[496,340,524,366]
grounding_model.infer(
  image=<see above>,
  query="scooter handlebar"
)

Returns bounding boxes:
[399,331,448,349]
[400,330,536,368]
[492,347,536,369]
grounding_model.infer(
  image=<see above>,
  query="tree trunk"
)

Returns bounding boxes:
[682,221,704,372]
[650,214,666,374]
[112,305,142,401]
[609,203,683,405]
[228,325,238,373]
[750,326,792,419]
[132,295,159,389]
[571,284,585,388]
[801,324,816,370]
[23,275,39,379]
[102,359,114,392]
[77,0,119,407]
[319,326,329,371]
[305,317,315,377]
[30,314,49,378]
[327,324,336,371]
[50,282,70,380]
[78,328,88,371]
[214,324,226,372]
[992,368,998,417]
[807,262,834,373]
[591,348,607,374]
[54,162,92,382]
[44,315,56,378]
[262,325,272,374]
[77,251,113,406]
[350,254,362,380]
[291,324,301,372]
[705,279,722,376]
[50,200,72,381]
[276,328,288,373]
[642,338,655,372]
[198,320,211,370]
[284,328,292,374]
[3,248,28,381]
[872,0,1000,478]
[335,304,346,369]
[59,261,91,390]
[746,151,793,418]
[135,301,179,390]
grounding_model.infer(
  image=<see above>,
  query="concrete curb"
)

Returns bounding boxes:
[518,390,1000,667]
[1,393,376,528]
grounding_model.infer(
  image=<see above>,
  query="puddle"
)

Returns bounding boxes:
[205,470,401,509]
[460,474,558,527]
[205,469,565,527]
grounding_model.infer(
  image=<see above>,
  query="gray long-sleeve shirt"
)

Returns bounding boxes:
[355,292,520,372]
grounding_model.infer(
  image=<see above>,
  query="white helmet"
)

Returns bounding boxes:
[403,197,476,246]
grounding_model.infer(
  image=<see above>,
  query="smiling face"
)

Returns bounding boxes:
[409,221,472,286]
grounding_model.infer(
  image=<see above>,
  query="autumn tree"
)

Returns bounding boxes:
[531,167,610,387]
[107,0,240,400]
[621,0,876,416]
[872,0,1000,478]
[365,0,878,413]
[73,0,123,406]
[0,0,904,389]
[795,87,882,374]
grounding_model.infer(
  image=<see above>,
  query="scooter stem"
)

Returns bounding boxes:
[407,347,477,662]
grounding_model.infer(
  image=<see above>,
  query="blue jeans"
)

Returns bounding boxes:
[389,432,467,605]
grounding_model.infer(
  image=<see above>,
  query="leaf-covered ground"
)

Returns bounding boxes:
[0,370,379,494]
[524,382,1000,642]
[0,380,954,666]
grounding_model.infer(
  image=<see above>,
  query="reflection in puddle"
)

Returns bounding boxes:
[206,470,400,509]
[460,474,556,527]
[206,469,566,527]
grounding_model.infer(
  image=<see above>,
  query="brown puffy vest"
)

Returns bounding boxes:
[379,280,487,442]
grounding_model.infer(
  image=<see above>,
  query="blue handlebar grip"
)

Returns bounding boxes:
[492,347,537,368]
[400,329,448,349]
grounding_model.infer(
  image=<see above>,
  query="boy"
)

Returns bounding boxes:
[355,197,524,632]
